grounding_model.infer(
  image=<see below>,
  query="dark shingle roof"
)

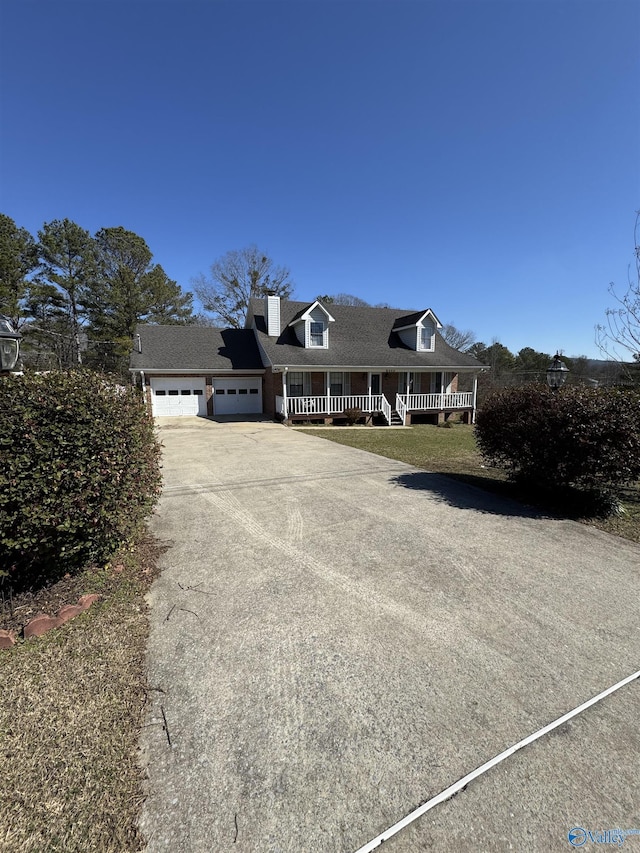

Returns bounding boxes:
[248,299,485,370]
[392,310,429,329]
[129,325,264,371]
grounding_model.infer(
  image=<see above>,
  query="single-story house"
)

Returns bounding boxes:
[130,295,487,425]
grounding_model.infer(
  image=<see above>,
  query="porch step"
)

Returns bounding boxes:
[389,409,403,426]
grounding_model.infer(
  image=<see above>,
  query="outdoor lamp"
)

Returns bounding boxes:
[0,315,21,372]
[546,352,569,390]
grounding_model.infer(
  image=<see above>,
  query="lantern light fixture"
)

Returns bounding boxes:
[546,352,569,390]
[0,315,21,373]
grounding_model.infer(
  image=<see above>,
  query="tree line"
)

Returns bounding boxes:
[463,341,630,393]
[3,210,637,383]
[0,214,195,372]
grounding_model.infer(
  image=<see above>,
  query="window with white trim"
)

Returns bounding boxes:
[420,321,435,351]
[329,372,350,396]
[288,372,304,396]
[310,321,324,347]
[329,372,343,396]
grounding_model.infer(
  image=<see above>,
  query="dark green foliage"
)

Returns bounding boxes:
[475,385,640,509]
[89,227,193,342]
[467,341,515,376]
[1,215,194,375]
[0,214,39,327]
[513,346,553,374]
[0,371,162,590]
[344,407,362,425]
[37,218,97,366]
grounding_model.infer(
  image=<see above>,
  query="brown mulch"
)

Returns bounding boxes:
[1,573,87,635]
[1,537,165,636]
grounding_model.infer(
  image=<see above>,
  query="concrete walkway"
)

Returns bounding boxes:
[139,418,640,852]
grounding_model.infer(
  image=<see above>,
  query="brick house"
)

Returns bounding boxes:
[130,295,486,425]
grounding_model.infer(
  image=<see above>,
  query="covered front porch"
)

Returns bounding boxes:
[275,369,477,425]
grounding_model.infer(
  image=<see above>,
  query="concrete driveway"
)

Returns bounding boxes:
[139,418,640,852]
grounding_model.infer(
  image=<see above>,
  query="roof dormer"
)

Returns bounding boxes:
[288,300,335,349]
[392,309,442,352]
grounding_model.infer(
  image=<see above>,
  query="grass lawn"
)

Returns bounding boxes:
[302,424,640,543]
[0,537,162,853]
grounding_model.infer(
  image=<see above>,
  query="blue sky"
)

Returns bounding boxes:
[1,0,638,358]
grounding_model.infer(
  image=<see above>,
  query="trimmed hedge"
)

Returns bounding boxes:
[475,385,640,505]
[1,370,162,590]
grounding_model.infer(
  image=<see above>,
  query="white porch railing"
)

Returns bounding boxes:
[285,394,389,418]
[395,395,407,426]
[380,395,392,426]
[279,392,472,422]
[398,392,473,410]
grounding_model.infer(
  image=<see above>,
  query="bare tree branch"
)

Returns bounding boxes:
[317,293,370,306]
[442,322,476,352]
[595,211,640,374]
[193,245,294,328]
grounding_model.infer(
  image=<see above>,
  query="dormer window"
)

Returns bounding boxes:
[393,309,441,352]
[310,321,324,347]
[419,321,435,352]
[288,300,335,349]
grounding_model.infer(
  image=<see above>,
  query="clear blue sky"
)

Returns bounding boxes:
[1,0,638,358]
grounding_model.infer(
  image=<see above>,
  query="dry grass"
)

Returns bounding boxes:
[0,538,162,853]
[304,424,640,543]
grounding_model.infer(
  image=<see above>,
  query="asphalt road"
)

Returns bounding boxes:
[138,418,640,852]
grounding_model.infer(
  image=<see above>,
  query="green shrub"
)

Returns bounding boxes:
[475,385,640,508]
[0,370,162,590]
[344,407,362,425]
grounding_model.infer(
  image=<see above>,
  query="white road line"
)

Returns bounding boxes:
[353,668,640,853]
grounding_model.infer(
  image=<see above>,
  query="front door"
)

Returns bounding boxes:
[370,373,381,395]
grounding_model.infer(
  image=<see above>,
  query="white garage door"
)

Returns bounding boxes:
[213,377,262,414]
[151,377,207,416]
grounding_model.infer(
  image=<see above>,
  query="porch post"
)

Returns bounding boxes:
[282,369,288,418]
[472,374,478,424]
[326,371,331,413]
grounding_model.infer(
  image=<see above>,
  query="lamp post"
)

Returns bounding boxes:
[0,315,22,373]
[546,352,569,390]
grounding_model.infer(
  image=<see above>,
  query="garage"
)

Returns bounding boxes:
[213,377,262,415]
[151,377,207,417]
